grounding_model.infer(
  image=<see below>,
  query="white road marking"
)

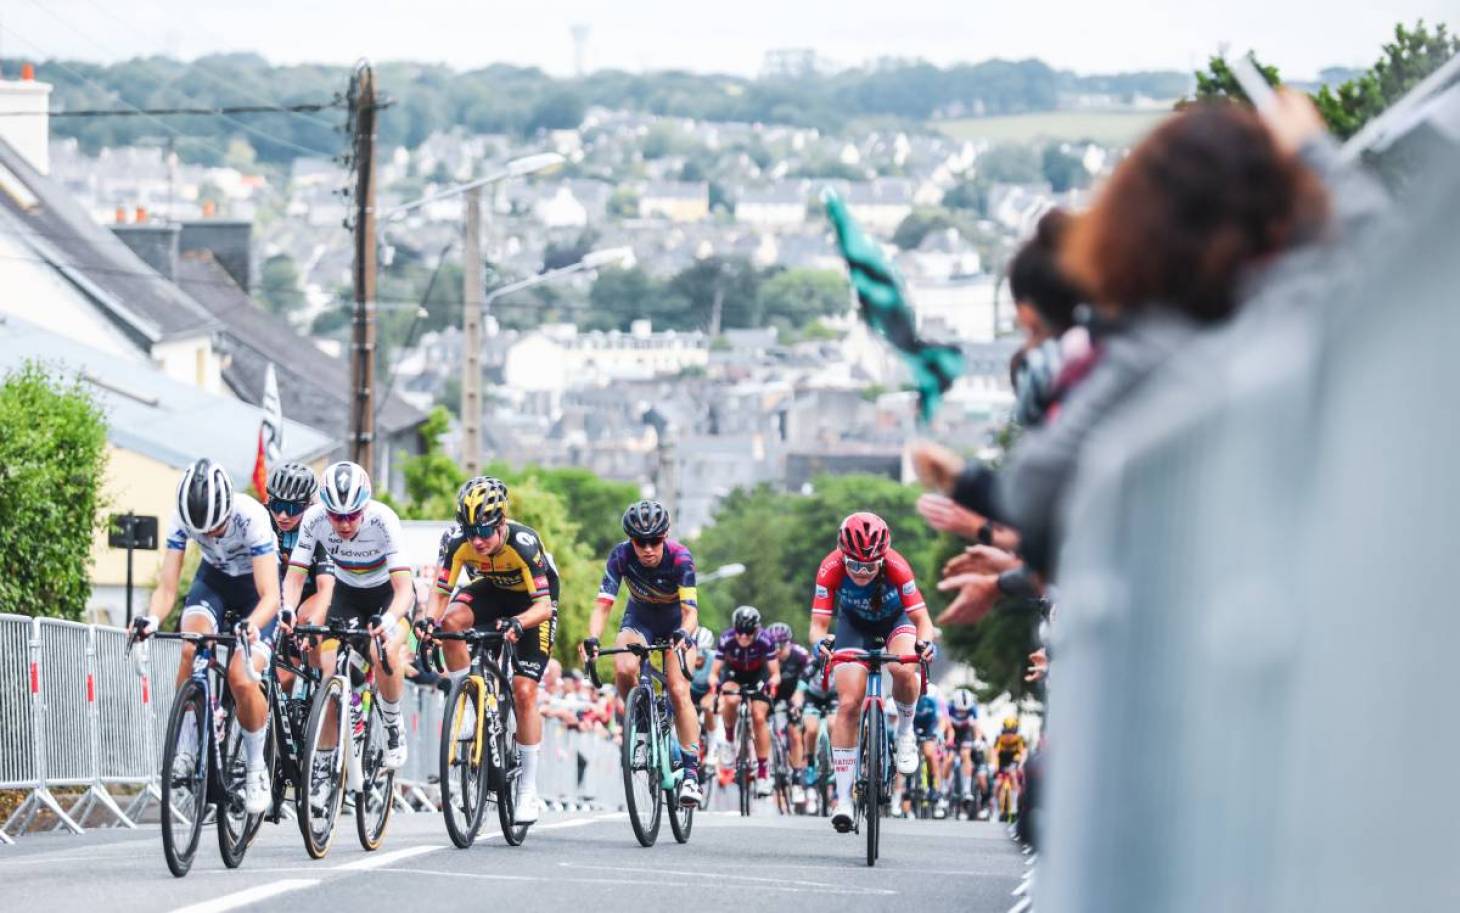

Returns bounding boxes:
[167,879,318,913]
[558,862,897,895]
[332,844,444,871]
[383,867,893,895]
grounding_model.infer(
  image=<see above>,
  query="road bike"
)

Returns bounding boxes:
[718,679,772,816]
[769,700,796,815]
[294,618,397,858]
[130,627,266,877]
[428,626,528,847]
[821,642,928,867]
[804,696,835,817]
[588,640,694,846]
[994,763,1021,824]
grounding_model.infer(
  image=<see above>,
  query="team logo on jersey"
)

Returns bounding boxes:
[901,580,917,596]
[815,585,828,599]
[516,531,536,548]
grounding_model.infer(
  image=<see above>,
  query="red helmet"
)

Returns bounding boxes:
[838,512,890,563]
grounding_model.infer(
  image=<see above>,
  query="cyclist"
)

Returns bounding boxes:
[418,477,560,824]
[909,684,945,813]
[808,511,936,833]
[688,626,721,774]
[767,622,811,805]
[942,687,984,814]
[709,606,781,798]
[582,499,704,808]
[993,716,1027,814]
[800,648,838,808]
[265,463,334,695]
[281,461,414,782]
[134,459,279,814]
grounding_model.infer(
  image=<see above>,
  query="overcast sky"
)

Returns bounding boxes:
[2,0,1454,80]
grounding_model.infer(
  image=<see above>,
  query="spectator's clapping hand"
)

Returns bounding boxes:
[936,573,1001,625]
[910,441,965,494]
[943,544,1019,578]
[1266,88,1328,157]
[917,493,985,539]
[1025,648,1048,683]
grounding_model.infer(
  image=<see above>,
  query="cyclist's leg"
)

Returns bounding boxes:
[510,609,554,820]
[613,610,653,700]
[829,614,870,823]
[885,619,920,734]
[750,682,771,783]
[663,637,702,784]
[175,568,229,688]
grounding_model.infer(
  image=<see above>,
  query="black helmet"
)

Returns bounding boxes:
[622,499,670,539]
[731,605,761,634]
[266,461,317,503]
[176,458,234,535]
[458,477,509,529]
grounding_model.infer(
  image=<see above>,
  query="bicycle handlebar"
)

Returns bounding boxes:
[820,648,928,695]
[293,620,395,677]
[584,640,690,689]
[423,627,513,676]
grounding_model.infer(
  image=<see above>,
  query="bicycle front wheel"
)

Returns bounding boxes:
[440,676,489,848]
[160,679,208,878]
[300,675,347,859]
[355,693,396,851]
[862,707,883,867]
[217,696,265,868]
[816,732,833,817]
[495,695,528,846]
[622,685,662,846]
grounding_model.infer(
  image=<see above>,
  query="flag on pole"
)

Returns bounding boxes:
[822,188,964,424]
[252,364,283,497]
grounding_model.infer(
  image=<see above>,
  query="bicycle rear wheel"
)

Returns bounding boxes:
[862,708,883,867]
[735,712,753,817]
[355,694,395,851]
[622,685,662,846]
[495,696,528,846]
[300,676,347,859]
[816,731,832,817]
[160,680,208,878]
[217,697,265,868]
[666,731,694,843]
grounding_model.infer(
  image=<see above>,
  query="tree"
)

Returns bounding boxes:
[259,253,305,317]
[0,362,108,620]
[941,180,987,213]
[542,228,599,272]
[525,90,586,134]
[668,256,763,332]
[396,407,466,520]
[1313,21,1460,139]
[1189,54,1283,105]
[757,268,850,330]
[1041,144,1089,193]
[587,265,682,330]
[488,463,639,557]
[975,143,1043,184]
[892,208,958,250]
[606,187,640,219]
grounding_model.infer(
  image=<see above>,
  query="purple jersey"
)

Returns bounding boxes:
[598,539,698,620]
[717,629,777,674]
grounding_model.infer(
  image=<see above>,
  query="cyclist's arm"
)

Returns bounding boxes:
[424,588,450,626]
[767,656,781,688]
[282,564,308,613]
[247,552,281,632]
[808,614,830,648]
[708,655,723,691]
[146,547,186,627]
[588,596,615,642]
[589,552,623,641]
[516,593,554,631]
[385,569,415,625]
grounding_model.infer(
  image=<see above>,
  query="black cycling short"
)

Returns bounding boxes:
[718,665,769,692]
[448,577,557,682]
[327,580,397,627]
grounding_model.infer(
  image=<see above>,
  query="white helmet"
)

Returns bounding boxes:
[925,683,941,700]
[695,627,717,652]
[176,458,234,535]
[319,461,371,514]
[950,688,977,712]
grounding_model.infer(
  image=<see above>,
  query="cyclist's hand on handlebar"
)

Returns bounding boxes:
[580,636,600,663]
[816,636,835,659]
[278,607,296,632]
[670,627,691,649]
[916,639,937,662]
[497,617,525,643]
[769,674,781,694]
[413,616,439,643]
[367,613,388,639]
[235,620,259,644]
[131,614,160,640]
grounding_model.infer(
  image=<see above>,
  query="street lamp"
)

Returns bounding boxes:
[378,152,565,221]
[700,563,746,584]
[482,247,635,309]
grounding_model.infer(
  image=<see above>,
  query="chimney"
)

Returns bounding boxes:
[115,206,128,224]
[0,65,52,175]
[111,221,181,281]
[179,220,253,290]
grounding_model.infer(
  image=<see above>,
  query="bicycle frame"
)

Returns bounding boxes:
[589,642,687,791]
[294,622,392,793]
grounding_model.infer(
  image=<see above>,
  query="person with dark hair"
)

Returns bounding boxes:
[917,92,1344,616]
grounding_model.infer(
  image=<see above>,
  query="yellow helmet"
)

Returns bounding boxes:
[457,476,508,530]
[1002,716,1019,733]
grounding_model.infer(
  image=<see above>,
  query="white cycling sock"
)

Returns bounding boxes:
[241,724,266,768]
[896,702,915,738]
[517,741,540,794]
[377,697,401,726]
[832,747,856,808]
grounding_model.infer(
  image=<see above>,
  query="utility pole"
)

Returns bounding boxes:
[347,62,378,474]
[461,187,484,476]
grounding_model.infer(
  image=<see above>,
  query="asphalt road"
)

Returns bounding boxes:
[1,801,1027,913]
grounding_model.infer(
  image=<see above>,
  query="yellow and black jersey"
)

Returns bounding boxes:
[995,733,1026,762]
[436,521,560,605]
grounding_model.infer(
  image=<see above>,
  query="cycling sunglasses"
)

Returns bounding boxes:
[326,508,364,523]
[268,498,309,517]
[466,520,504,540]
[843,556,883,576]
[631,535,666,548]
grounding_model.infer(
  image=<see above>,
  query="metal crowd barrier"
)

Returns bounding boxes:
[1037,165,1460,912]
[2,615,628,842]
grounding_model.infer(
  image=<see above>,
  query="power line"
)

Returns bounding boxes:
[0,102,344,118]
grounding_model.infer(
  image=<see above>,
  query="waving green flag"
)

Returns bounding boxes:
[823,188,964,423]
